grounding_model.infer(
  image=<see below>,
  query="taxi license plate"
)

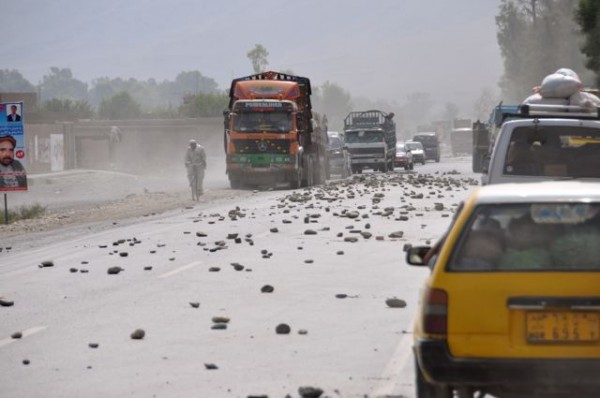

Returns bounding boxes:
[526,311,600,343]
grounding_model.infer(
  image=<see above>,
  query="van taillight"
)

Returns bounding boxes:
[423,288,448,336]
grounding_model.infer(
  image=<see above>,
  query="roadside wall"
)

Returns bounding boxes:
[24,118,224,175]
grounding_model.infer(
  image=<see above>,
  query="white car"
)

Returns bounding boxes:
[406,141,426,165]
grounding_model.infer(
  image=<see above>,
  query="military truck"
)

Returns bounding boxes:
[343,110,396,174]
[224,71,328,189]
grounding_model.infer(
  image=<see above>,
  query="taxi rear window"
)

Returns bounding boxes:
[447,203,600,272]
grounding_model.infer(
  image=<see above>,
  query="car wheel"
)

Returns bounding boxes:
[415,360,452,398]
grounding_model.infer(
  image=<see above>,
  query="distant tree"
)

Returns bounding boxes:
[39,67,88,102]
[179,92,229,117]
[171,71,219,95]
[401,92,434,130]
[577,0,600,85]
[496,0,591,101]
[98,91,141,120]
[0,69,35,92]
[247,44,269,73]
[473,87,501,121]
[443,102,460,121]
[314,82,352,119]
[42,98,94,119]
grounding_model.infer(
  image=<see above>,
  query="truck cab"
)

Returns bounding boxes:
[477,104,600,185]
[343,110,396,174]
[412,132,440,162]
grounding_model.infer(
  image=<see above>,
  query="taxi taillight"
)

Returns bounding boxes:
[423,288,448,336]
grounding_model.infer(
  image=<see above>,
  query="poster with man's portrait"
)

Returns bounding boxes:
[0,102,27,191]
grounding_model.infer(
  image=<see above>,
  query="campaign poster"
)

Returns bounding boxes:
[0,101,27,191]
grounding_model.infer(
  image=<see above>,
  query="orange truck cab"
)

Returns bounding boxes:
[224,71,328,189]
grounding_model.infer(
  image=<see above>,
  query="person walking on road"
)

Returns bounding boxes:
[185,139,207,197]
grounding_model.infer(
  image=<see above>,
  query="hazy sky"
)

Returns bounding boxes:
[2,0,503,112]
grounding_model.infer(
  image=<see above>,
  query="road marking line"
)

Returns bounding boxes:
[370,331,414,396]
[158,261,202,279]
[0,325,47,348]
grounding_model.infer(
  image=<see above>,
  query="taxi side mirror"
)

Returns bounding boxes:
[406,246,432,266]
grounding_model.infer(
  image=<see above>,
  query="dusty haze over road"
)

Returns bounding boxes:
[4,0,502,110]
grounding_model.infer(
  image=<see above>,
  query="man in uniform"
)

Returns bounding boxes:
[184,139,207,196]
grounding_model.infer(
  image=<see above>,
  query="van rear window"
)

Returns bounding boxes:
[503,126,600,178]
[447,203,600,272]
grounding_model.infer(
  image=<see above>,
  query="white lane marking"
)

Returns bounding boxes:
[0,325,47,348]
[370,332,414,397]
[158,261,202,279]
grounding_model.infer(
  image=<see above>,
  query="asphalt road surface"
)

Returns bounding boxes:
[1,157,479,398]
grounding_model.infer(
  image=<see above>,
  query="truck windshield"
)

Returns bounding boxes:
[328,136,343,150]
[448,203,600,272]
[504,126,600,178]
[345,130,384,143]
[234,111,292,133]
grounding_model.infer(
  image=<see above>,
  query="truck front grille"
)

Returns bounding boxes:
[234,139,290,154]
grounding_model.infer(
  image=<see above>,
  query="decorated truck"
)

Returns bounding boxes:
[343,110,396,173]
[224,71,328,189]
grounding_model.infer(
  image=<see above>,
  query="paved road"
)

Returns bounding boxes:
[0,157,478,398]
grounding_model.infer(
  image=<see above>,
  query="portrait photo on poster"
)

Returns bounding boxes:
[6,103,22,122]
[0,101,28,191]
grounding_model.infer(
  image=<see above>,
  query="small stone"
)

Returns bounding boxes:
[22,359,30,365]
[204,363,218,370]
[208,267,221,272]
[0,299,14,307]
[189,302,200,308]
[335,294,348,299]
[298,329,308,335]
[385,298,407,308]
[275,323,291,334]
[144,266,152,271]
[270,227,279,233]
[196,232,208,237]
[403,243,413,252]
[304,229,317,235]
[107,266,122,275]
[304,259,314,264]
[232,263,244,271]
[119,252,128,257]
[11,332,22,339]
[211,323,227,330]
[130,329,145,340]
[388,231,404,239]
[298,386,323,398]
[212,316,230,324]
[261,285,274,293]
[361,231,372,239]
[39,260,54,268]
[227,233,238,239]
[344,237,358,243]
[336,251,344,255]
[88,343,99,349]
[69,268,78,273]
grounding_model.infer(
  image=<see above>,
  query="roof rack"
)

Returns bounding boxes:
[489,103,600,127]
[344,110,393,129]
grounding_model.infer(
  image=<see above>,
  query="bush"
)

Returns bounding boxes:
[1,203,47,224]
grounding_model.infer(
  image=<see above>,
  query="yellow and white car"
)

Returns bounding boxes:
[406,181,600,398]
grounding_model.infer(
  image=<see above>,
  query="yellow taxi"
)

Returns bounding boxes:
[406,181,600,398]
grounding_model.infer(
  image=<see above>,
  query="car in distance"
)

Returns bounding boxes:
[412,132,440,162]
[326,131,351,178]
[406,181,600,398]
[406,140,426,165]
[395,141,414,170]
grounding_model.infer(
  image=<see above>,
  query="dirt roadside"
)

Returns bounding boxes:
[0,169,247,246]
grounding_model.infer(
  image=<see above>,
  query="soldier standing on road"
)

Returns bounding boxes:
[108,126,122,169]
[185,139,207,196]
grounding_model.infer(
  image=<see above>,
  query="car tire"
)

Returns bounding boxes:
[415,360,452,398]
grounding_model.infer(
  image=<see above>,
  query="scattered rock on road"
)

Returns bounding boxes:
[130,329,145,340]
[385,298,407,308]
[275,323,291,335]
[298,386,324,398]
